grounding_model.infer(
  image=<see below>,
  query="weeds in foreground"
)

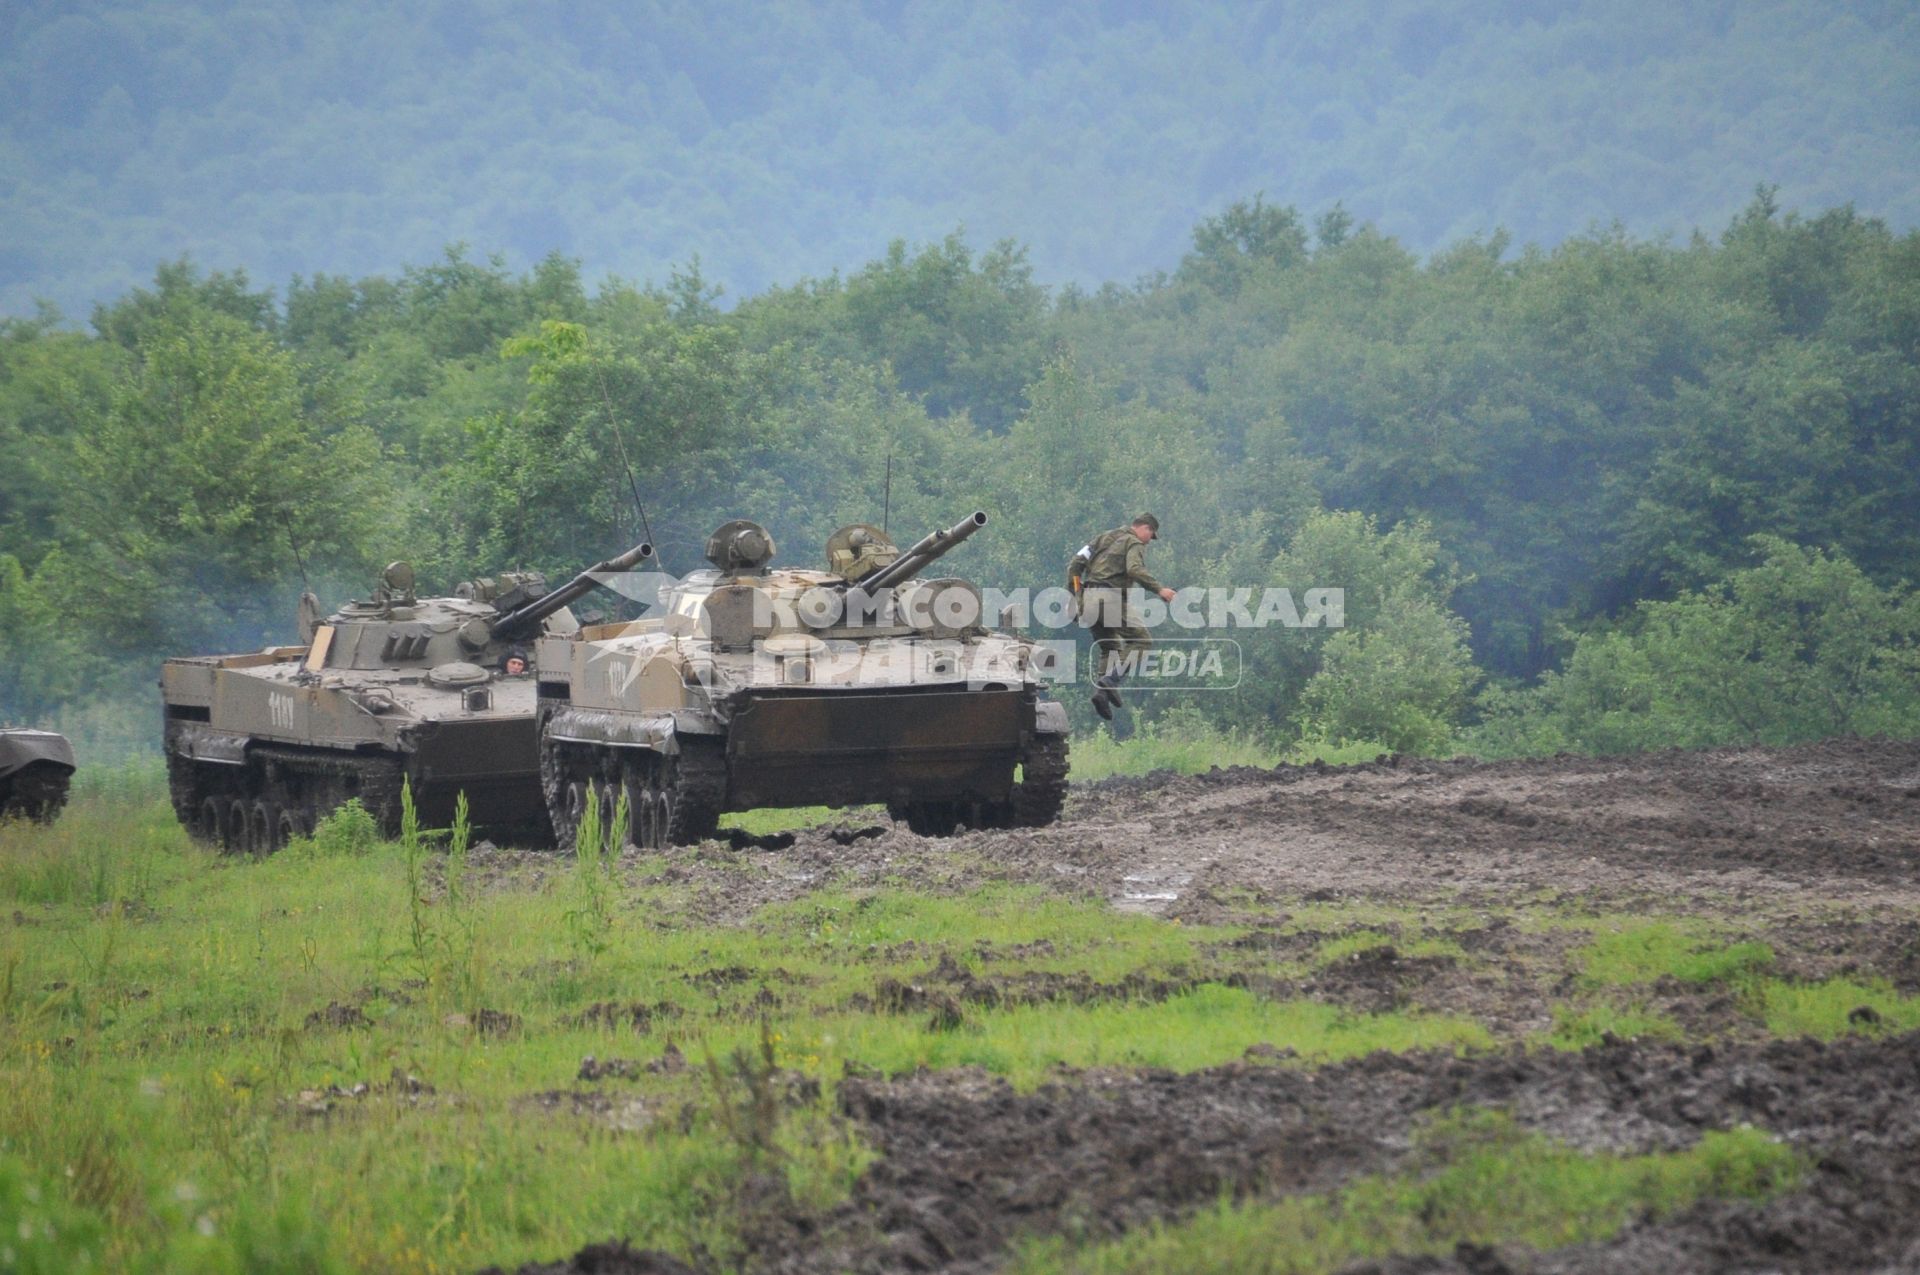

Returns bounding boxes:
[307,799,380,857]
[699,1020,874,1258]
[562,783,622,971]
[393,785,486,1009]
[399,780,436,991]
[0,789,180,909]
[441,793,482,1008]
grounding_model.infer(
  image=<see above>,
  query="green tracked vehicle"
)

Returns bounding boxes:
[535,512,1070,849]
[161,543,650,852]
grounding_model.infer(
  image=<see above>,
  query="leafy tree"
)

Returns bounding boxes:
[431,317,784,577]
[1179,196,1310,295]
[64,310,385,656]
[0,550,108,721]
[1469,540,1920,756]
[0,314,121,561]
[835,234,1050,431]
[1299,594,1478,756]
[5,191,1920,763]
[1225,510,1474,751]
[91,259,277,349]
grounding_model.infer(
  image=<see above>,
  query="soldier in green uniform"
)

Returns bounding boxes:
[1068,513,1174,720]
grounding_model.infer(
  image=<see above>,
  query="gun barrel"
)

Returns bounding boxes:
[862,512,987,592]
[491,541,652,639]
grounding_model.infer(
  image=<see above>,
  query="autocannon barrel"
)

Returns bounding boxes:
[861,512,988,592]
[491,541,653,639]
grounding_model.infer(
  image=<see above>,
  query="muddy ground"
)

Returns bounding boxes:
[491,738,1920,1274]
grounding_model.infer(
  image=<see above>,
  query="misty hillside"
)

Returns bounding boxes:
[4,0,1917,316]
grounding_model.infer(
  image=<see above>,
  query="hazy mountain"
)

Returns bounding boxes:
[3,0,1915,315]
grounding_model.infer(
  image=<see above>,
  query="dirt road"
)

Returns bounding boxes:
[624,736,1920,928]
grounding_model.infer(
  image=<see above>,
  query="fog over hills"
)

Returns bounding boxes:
[3,0,1916,315]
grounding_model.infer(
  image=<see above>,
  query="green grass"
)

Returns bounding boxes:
[1543,1002,1685,1050]
[3,791,1487,1271]
[1575,921,1775,987]
[1072,721,1280,780]
[0,773,186,908]
[1312,930,1465,967]
[1753,976,1920,1039]
[766,986,1492,1089]
[1012,1112,1801,1274]
[1068,704,1390,781]
[719,805,881,836]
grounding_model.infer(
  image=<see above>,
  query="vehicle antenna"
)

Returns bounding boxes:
[883,453,893,535]
[283,511,311,591]
[593,360,655,554]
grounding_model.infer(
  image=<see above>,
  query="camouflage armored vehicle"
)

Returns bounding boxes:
[0,730,76,824]
[535,512,1069,847]
[162,542,651,852]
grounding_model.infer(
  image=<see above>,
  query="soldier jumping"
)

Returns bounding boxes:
[1069,513,1174,720]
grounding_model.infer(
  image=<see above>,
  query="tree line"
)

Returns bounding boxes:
[2,191,1917,757]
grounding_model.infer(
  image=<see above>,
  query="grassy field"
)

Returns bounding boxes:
[0,755,1910,1273]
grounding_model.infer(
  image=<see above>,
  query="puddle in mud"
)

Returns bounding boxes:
[1115,870,1192,912]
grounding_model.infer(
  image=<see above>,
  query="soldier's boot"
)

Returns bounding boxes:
[1091,686,1115,720]
[1096,672,1125,707]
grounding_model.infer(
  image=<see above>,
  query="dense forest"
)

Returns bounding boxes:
[3,0,1917,316]
[3,191,1917,758]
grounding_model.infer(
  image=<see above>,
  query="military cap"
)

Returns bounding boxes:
[1131,512,1160,539]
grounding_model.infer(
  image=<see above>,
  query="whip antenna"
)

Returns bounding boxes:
[593,360,655,553]
[282,511,311,591]
[883,453,893,535]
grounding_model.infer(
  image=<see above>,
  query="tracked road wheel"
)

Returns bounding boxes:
[1013,734,1070,828]
[542,736,725,851]
[227,799,254,854]
[624,757,667,851]
[563,781,590,845]
[198,796,226,847]
[250,800,277,854]
[662,741,723,846]
[597,783,621,851]
[622,764,654,852]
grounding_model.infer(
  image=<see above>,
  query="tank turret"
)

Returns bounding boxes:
[491,542,653,641]
[858,511,988,592]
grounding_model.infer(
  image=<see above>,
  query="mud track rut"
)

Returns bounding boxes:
[601,736,1920,928]
[492,738,1920,1275]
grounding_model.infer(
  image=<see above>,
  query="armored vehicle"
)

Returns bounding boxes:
[161,542,651,852]
[535,512,1069,847]
[0,730,75,824]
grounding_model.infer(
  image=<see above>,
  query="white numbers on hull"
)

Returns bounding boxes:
[269,692,296,732]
